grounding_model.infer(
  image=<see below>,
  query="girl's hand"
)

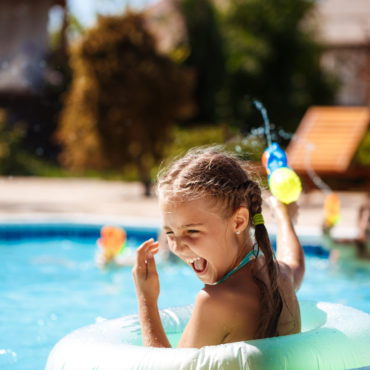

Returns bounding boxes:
[265,195,299,224]
[132,239,160,305]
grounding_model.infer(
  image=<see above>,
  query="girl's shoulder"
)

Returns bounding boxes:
[195,285,260,343]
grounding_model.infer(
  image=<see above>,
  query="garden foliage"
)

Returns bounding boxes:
[0,110,25,174]
[179,0,337,134]
[57,13,194,194]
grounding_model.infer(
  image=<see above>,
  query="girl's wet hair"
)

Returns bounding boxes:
[157,147,283,339]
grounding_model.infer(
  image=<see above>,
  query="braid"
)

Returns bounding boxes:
[246,181,283,338]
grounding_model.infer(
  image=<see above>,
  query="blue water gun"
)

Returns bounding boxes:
[262,143,302,204]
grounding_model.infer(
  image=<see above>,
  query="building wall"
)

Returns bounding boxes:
[316,0,370,106]
[322,46,370,106]
[0,0,51,94]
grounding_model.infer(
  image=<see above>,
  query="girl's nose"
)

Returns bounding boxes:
[171,236,187,253]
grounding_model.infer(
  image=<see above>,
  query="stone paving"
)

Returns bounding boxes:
[0,176,366,238]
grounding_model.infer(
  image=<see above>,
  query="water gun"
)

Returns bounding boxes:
[323,192,341,227]
[98,226,127,262]
[262,143,302,204]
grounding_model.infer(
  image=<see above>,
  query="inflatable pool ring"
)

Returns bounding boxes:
[262,143,302,204]
[324,192,341,227]
[98,226,126,262]
[46,301,370,369]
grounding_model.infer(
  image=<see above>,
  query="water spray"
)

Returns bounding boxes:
[301,140,340,227]
[254,100,302,204]
[253,100,272,147]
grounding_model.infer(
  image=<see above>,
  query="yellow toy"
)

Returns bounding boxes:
[262,143,302,204]
[269,167,302,204]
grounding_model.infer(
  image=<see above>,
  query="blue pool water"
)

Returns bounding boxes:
[0,224,369,369]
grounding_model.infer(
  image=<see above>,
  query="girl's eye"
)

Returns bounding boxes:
[188,230,199,234]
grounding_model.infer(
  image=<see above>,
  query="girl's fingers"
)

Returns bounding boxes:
[135,239,159,268]
[146,251,158,275]
[136,238,155,253]
[147,242,159,255]
[147,248,159,259]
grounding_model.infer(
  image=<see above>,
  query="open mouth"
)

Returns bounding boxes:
[191,258,207,274]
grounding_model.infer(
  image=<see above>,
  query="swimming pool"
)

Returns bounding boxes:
[0,223,369,369]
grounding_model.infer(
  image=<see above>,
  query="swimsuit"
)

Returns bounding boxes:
[214,247,259,285]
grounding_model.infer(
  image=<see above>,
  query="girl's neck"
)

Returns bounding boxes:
[213,246,258,285]
[235,232,253,264]
[211,235,255,286]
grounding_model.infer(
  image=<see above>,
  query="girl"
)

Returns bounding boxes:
[132,147,305,348]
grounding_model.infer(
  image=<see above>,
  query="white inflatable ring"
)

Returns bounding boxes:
[46,301,370,369]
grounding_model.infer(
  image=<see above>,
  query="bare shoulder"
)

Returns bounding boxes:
[178,284,259,347]
[196,286,258,330]
[177,288,227,347]
[203,279,261,341]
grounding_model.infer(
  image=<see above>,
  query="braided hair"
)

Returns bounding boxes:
[157,147,283,339]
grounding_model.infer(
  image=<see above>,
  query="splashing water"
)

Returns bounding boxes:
[253,100,272,147]
[303,142,331,194]
[250,99,332,202]
[252,98,331,194]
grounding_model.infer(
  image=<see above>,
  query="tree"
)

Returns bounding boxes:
[57,12,194,195]
[179,0,226,124]
[220,0,338,134]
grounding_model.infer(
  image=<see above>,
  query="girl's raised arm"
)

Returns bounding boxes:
[267,196,305,290]
[132,239,171,347]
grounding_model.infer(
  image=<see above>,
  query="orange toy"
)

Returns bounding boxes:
[324,193,341,227]
[261,150,269,170]
[98,226,126,261]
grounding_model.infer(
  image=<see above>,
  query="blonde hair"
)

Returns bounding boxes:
[157,147,282,338]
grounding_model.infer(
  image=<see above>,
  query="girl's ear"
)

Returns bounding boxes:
[233,207,250,234]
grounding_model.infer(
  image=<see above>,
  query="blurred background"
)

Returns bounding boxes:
[1,2,370,368]
[0,0,369,195]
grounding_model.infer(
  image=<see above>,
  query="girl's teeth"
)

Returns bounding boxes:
[193,258,206,273]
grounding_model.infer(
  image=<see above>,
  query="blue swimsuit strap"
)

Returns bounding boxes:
[215,247,259,285]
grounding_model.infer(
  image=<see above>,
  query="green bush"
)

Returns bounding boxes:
[354,130,370,166]
[160,124,265,170]
[0,110,26,175]
[57,12,195,195]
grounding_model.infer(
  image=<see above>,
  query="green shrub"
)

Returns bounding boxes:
[354,130,370,166]
[0,110,26,175]
[57,12,195,195]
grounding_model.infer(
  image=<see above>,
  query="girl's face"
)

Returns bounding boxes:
[160,197,247,284]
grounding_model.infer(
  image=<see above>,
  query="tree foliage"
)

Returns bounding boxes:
[0,110,25,174]
[57,12,194,194]
[354,130,370,166]
[179,0,225,124]
[178,0,337,135]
